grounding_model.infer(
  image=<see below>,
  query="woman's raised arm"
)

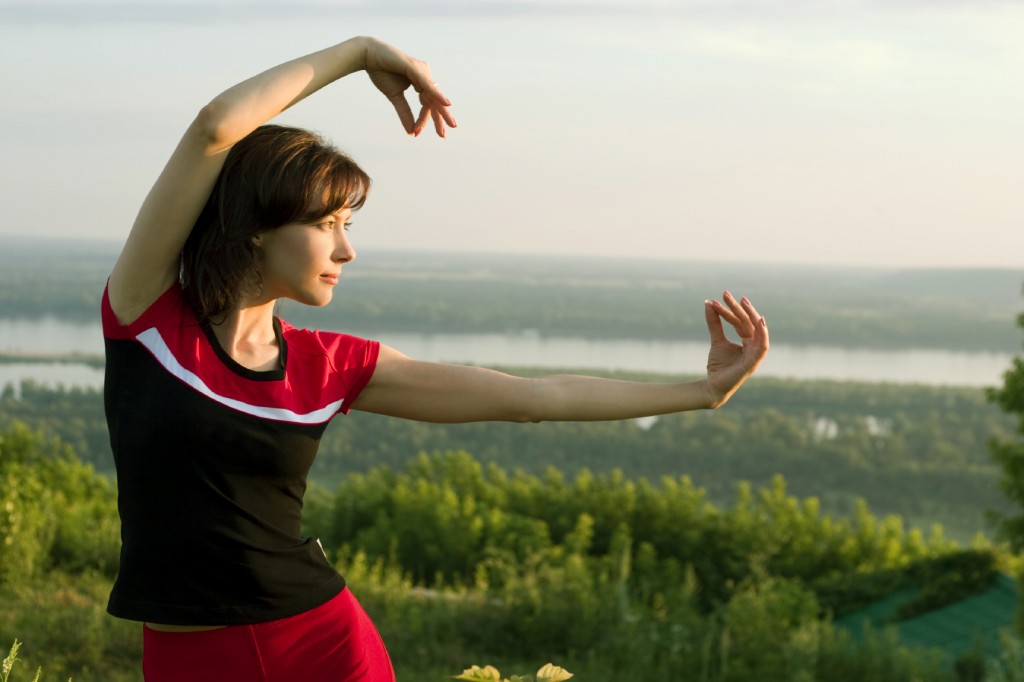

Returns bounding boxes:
[107,36,455,324]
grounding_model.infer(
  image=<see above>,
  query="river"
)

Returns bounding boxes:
[0,317,1015,391]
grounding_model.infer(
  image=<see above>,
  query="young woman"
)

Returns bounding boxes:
[102,36,769,682]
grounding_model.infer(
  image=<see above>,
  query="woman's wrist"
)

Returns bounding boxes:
[696,378,721,410]
[319,36,374,79]
[346,35,373,73]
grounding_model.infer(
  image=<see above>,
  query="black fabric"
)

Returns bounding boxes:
[104,337,345,624]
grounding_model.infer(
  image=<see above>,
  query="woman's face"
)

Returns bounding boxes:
[254,207,355,307]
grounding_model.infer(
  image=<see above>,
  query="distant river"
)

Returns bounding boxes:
[0,318,1015,391]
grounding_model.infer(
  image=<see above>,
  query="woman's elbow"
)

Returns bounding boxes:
[487,400,541,424]
[510,378,554,423]
[193,100,239,150]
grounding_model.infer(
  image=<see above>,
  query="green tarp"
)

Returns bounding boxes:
[835,574,1018,661]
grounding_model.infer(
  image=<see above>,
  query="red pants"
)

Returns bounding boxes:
[142,588,394,682]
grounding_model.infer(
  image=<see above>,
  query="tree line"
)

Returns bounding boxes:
[2,375,1014,543]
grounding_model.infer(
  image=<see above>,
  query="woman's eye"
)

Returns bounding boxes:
[344,222,353,231]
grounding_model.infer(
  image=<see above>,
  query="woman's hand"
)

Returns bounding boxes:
[703,291,770,408]
[363,37,457,138]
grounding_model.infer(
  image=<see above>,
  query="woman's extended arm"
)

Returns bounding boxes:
[352,292,769,423]
[107,36,455,325]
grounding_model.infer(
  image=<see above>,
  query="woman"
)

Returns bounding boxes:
[102,36,769,681]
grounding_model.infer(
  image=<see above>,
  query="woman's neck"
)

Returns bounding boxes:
[209,301,281,372]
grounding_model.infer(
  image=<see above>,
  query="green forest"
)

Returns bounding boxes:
[1,375,1015,543]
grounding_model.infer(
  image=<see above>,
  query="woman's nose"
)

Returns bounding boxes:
[334,232,356,263]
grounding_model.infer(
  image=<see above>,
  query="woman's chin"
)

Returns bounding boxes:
[286,291,333,308]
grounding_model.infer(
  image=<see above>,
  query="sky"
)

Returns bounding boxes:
[1,0,1022,268]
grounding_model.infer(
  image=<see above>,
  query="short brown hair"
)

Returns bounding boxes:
[180,125,370,322]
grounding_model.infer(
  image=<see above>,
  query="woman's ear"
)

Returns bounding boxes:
[251,233,264,246]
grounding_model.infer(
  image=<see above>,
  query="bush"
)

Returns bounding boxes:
[0,424,119,585]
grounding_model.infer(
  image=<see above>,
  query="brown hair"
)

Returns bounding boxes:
[180,124,370,323]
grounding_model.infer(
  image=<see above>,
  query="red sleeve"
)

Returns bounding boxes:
[311,329,380,416]
[333,333,378,413]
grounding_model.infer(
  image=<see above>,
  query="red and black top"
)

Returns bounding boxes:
[101,282,379,625]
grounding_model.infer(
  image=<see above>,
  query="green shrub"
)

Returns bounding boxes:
[0,424,119,585]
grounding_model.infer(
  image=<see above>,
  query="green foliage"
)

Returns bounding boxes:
[297,378,1018,545]
[301,449,1005,681]
[2,638,74,682]
[812,625,949,682]
[4,377,1014,544]
[0,423,119,585]
[309,451,956,613]
[0,384,109,473]
[715,575,821,681]
[2,573,139,682]
[2,641,41,682]
[953,644,987,682]
[987,295,1024,646]
[0,425,130,680]
[2,422,1019,681]
[891,551,998,621]
[342,543,959,682]
[988,315,1024,549]
[814,549,997,621]
[985,632,1024,682]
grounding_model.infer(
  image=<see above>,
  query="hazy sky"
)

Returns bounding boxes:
[1,0,1022,268]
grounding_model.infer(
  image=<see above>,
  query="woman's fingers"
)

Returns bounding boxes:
[406,65,456,136]
[417,78,452,108]
[740,295,764,330]
[413,86,457,137]
[409,104,457,137]
[708,295,741,330]
[364,39,456,138]
[722,291,752,335]
[705,300,729,343]
[757,313,770,353]
[708,293,768,346]
[412,105,431,137]
[430,107,444,138]
[423,86,457,128]
[722,290,769,340]
[388,93,416,135]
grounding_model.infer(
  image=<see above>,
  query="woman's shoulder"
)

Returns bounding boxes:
[279,321,378,361]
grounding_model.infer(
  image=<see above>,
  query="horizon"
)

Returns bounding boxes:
[1,0,1023,269]
[6,233,1024,275]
